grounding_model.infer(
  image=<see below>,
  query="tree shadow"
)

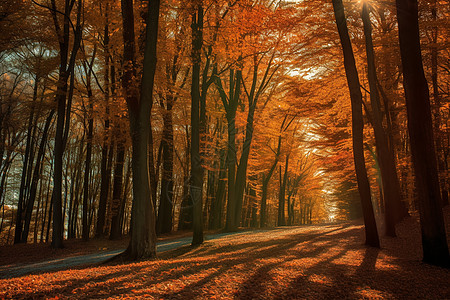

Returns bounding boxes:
[5,223,450,299]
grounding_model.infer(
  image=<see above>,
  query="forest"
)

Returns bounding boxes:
[0,0,449,297]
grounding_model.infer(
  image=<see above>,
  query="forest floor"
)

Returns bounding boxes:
[0,230,266,278]
[0,207,449,299]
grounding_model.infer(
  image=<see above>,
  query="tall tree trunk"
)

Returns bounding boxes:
[210,146,226,230]
[225,110,237,231]
[247,175,258,228]
[82,89,94,241]
[21,110,55,243]
[178,126,192,230]
[14,78,38,244]
[234,102,256,227]
[119,155,132,235]
[396,0,450,267]
[40,165,52,242]
[361,3,404,236]
[191,2,204,245]
[332,0,380,248]
[430,0,448,207]
[121,0,159,260]
[278,154,289,226]
[260,135,281,227]
[51,0,83,249]
[96,13,112,238]
[215,67,241,231]
[109,141,125,240]
[96,143,112,237]
[157,96,174,234]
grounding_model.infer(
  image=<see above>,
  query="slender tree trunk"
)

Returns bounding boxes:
[52,70,69,248]
[260,174,269,227]
[96,20,112,237]
[21,110,55,242]
[157,96,174,234]
[82,90,94,241]
[260,135,281,227]
[204,168,214,229]
[14,79,38,244]
[396,0,450,267]
[40,166,52,242]
[191,3,204,245]
[430,0,448,207]
[332,0,380,247]
[234,102,256,227]
[110,141,125,240]
[247,175,258,228]
[119,155,132,235]
[148,119,158,213]
[51,0,83,249]
[210,146,226,229]
[225,110,237,231]
[178,126,192,230]
[278,154,289,226]
[362,3,404,236]
[96,142,112,237]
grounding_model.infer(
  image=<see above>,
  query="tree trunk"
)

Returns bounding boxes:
[215,67,241,232]
[178,126,192,230]
[50,0,83,249]
[278,155,289,226]
[260,135,281,227]
[361,3,404,236]
[96,23,113,237]
[82,89,94,241]
[191,3,204,245]
[119,155,132,235]
[110,139,126,240]
[234,102,257,227]
[209,146,226,229]
[14,78,38,244]
[429,0,448,207]
[21,110,54,243]
[396,0,450,267]
[121,0,159,260]
[332,0,380,248]
[225,110,237,231]
[96,21,112,237]
[156,96,174,234]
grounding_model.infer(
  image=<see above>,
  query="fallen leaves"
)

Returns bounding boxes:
[1,208,450,299]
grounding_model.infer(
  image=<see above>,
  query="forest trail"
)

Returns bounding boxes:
[0,228,280,279]
[2,217,450,299]
[2,216,450,299]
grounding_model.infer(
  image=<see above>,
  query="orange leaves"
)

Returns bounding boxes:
[2,216,450,299]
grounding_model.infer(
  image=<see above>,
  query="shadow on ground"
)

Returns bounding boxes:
[1,221,449,299]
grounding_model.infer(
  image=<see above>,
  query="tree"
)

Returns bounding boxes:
[361,2,405,236]
[190,1,204,246]
[96,0,113,238]
[121,0,160,259]
[45,0,83,249]
[81,45,96,241]
[332,0,379,248]
[396,0,450,267]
